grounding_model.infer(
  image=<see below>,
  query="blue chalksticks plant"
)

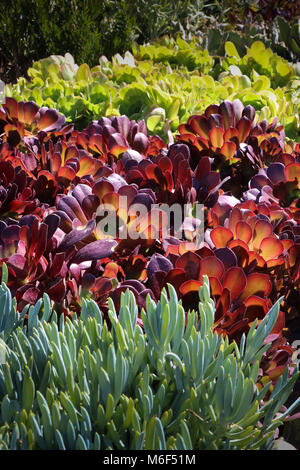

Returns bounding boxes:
[0,267,299,450]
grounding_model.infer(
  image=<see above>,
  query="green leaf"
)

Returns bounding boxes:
[76,64,92,82]
[1,263,8,284]
[22,366,35,412]
[225,42,240,58]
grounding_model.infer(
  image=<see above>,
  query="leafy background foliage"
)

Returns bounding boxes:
[0,0,299,83]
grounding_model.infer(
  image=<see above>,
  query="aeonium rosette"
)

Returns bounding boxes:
[0,97,72,147]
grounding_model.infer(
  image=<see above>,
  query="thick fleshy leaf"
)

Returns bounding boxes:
[4,97,18,119]
[214,247,237,269]
[215,288,231,321]
[46,278,66,303]
[220,141,236,160]
[232,99,244,125]
[88,134,106,154]
[210,227,233,249]
[82,195,100,219]
[195,136,210,152]
[259,237,284,261]
[224,127,239,142]
[108,133,128,156]
[223,267,247,300]
[228,207,242,233]
[209,127,224,148]
[235,221,252,244]
[102,192,120,210]
[93,180,114,201]
[58,219,96,250]
[266,163,286,184]
[252,220,273,251]
[204,104,219,118]
[199,256,224,280]
[241,273,272,301]
[77,156,96,177]
[58,196,88,224]
[242,105,256,123]
[179,242,199,256]
[147,253,173,277]
[163,268,186,293]
[18,101,39,125]
[236,116,251,142]
[270,310,285,335]
[248,251,266,268]
[7,254,27,277]
[37,108,66,132]
[71,183,92,204]
[57,166,76,182]
[158,156,173,173]
[195,156,210,180]
[33,223,48,264]
[44,213,60,241]
[285,162,300,183]
[244,295,268,322]
[103,262,119,279]
[0,160,15,183]
[188,115,210,139]
[208,113,223,129]
[49,253,65,278]
[133,132,149,154]
[179,279,203,296]
[219,101,233,130]
[209,276,223,297]
[176,251,202,279]
[71,239,117,264]
[267,258,285,268]
[22,287,40,305]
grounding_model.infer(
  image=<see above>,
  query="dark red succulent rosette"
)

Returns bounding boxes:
[175,99,298,199]
[0,97,72,147]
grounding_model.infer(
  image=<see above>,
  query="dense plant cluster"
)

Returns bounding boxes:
[0,273,299,450]
[5,36,299,140]
[0,92,299,390]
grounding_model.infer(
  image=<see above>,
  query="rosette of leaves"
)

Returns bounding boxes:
[0,160,41,219]
[218,72,299,140]
[132,36,214,73]
[221,41,296,88]
[0,270,299,450]
[177,99,299,198]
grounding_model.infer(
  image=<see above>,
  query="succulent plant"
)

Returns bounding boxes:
[0,271,299,450]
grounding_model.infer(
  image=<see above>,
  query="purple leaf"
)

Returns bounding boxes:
[71,239,118,264]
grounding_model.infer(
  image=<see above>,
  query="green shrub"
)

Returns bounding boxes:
[0,269,299,450]
[1,0,298,84]
[0,0,192,84]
